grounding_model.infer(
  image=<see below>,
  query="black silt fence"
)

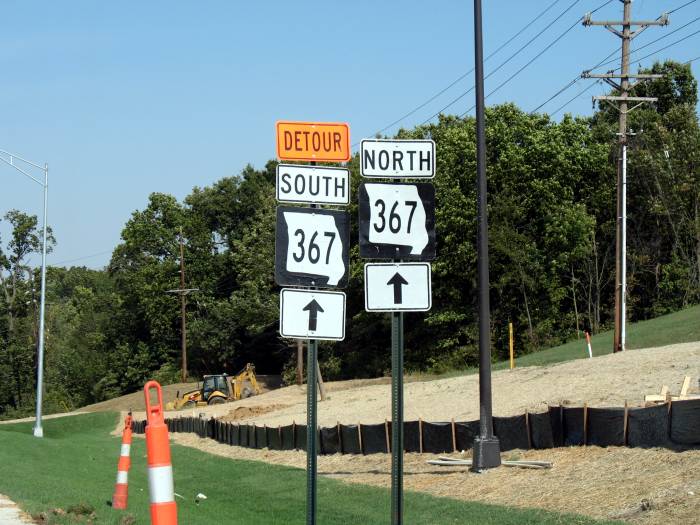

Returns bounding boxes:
[267,426,282,450]
[280,425,295,450]
[422,422,453,454]
[587,408,625,447]
[563,407,585,446]
[627,404,671,448]
[255,426,267,449]
[494,415,529,451]
[321,426,341,455]
[670,399,700,445]
[529,411,554,449]
[129,399,699,455]
[339,425,361,454]
[454,421,479,451]
[404,421,421,453]
[360,423,387,454]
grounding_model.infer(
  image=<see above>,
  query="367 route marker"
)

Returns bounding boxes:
[359,182,436,260]
[275,206,350,288]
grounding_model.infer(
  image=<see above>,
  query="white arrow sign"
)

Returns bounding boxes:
[280,288,346,340]
[276,164,350,205]
[364,263,431,312]
[361,139,435,179]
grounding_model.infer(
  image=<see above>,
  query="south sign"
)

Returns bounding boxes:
[276,164,349,206]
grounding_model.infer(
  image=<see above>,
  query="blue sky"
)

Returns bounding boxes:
[1,0,698,269]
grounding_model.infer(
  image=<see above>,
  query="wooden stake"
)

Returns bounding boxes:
[509,322,515,369]
[358,422,364,455]
[337,421,342,454]
[451,418,457,452]
[385,419,391,453]
[525,410,532,449]
[418,418,423,454]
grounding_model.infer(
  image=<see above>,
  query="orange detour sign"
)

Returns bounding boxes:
[111,412,133,510]
[144,381,177,525]
[276,121,351,162]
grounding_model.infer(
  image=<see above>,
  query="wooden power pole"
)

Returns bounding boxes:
[166,227,199,382]
[582,1,668,353]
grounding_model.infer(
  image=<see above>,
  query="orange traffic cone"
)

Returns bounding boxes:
[144,380,177,525]
[112,412,133,509]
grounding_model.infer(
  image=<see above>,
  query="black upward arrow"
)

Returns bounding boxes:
[387,273,409,304]
[303,299,324,331]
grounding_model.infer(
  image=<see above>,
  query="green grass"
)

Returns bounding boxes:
[415,304,700,381]
[510,303,700,369]
[0,413,621,524]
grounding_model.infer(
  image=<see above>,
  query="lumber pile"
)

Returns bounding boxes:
[644,376,699,404]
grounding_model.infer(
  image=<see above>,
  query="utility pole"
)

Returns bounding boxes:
[166,227,198,382]
[582,1,668,353]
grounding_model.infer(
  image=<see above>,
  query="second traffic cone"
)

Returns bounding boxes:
[112,412,133,509]
[144,380,177,525]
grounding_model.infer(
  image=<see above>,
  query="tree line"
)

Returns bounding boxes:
[0,61,698,417]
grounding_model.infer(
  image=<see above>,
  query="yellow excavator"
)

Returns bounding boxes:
[166,363,262,410]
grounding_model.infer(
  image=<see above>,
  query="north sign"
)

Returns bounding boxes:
[360,139,435,179]
[359,182,436,260]
[276,121,351,162]
[276,164,349,205]
[279,288,346,341]
[275,206,350,288]
[364,263,431,312]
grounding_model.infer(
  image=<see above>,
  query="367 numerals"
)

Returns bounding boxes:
[292,230,336,264]
[373,200,417,234]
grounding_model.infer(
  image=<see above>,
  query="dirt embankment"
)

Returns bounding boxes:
[120,342,700,525]
[131,341,699,426]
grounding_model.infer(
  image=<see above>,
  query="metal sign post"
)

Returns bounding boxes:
[359,139,435,524]
[390,309,404,523]
[274,130,351,525]
[306,335,318,524]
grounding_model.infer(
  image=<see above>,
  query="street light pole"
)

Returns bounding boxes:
[471,0,501,471]
[35,163,49,437]
[0,150,49,438]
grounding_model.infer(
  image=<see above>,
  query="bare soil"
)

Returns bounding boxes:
[120,341,700,524]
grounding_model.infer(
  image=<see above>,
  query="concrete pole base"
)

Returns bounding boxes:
[33,425,43,438]
[471,436,500,471]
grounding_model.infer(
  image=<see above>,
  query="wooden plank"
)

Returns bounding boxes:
[679,376,691,399]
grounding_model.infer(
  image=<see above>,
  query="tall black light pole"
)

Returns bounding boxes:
[471,0,501,471]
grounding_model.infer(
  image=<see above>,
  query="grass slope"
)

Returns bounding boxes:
[0,413,620,525]
[509,303,700,369]
[422,304,700,380]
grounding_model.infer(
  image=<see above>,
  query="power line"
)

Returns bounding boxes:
[459,15,585,118]
[419,0,588,126]
[530,47,619,113]
[594,15,700,70]
[625,27,700,69]
[52,250,113,266]
[550,23,700,117]
[550,80,601,116]
[530,0,698,114]
[352,0,567,145]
